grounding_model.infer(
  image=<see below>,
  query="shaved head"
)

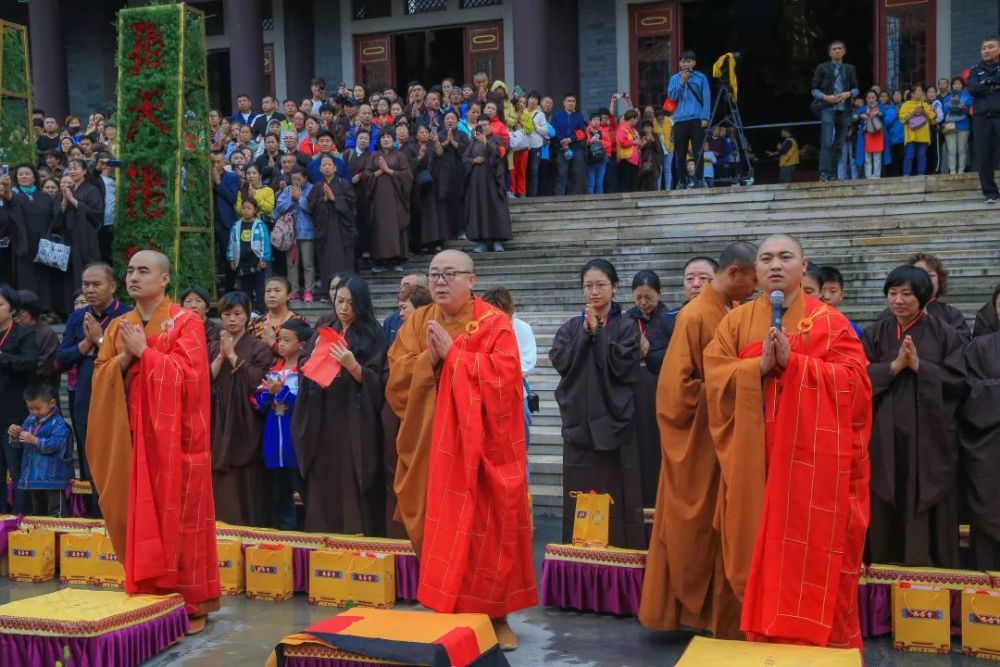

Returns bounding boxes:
[132,249,171,273]
[759,234,803,257]
[431,249,474,273]
[428,250,476,315]
[756,234,807,295]
[126,249,172,304]
[718,241,758,270]
[401,272,428,289]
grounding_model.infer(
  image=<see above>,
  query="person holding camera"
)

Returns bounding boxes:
[968,36,1000,204]
[667,50,711,189]
[811,40,859,182]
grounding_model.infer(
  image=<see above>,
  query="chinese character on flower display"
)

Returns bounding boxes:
[126,90,171,141]
[127,19,164,74]
[125,164,167,220]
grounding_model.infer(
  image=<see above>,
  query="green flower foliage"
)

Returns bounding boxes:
[1,26,28,95]
[113,5,213,298]
[0,23,32,166]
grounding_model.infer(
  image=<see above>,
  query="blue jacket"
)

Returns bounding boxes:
[667,70,711,123]
[57,300,133,427]
[852,104,892,168]
[346,124,380,152]
[251,369,299,469]
[550,110,587,145]
[306,153,349,185]
[885,104,904,146]
[274,182,315,240]
[12,410,73,490]
[942,90,973,132]
[213,170,240,236]
[227,218,273,265]
[382,311,402,345]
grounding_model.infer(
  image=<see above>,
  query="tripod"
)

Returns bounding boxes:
[695,82,755,186]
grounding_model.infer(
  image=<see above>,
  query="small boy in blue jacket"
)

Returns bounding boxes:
[7,384,73,516]
[251,319,311,529]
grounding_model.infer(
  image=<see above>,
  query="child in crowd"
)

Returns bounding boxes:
[638,122,664,191]
[767,127,799,183]
[858,90,885,179]
[818,265,864,338]
[652,108,674,190]
[251,318,312,530]
[7,384,73,517]
[898,84,936,176]
[227,198,272,313]
[586,113,609,195]
[802,265,824,296]
[701,141,717,187]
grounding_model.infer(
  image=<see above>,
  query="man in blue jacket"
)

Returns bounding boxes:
[967,36,1000,204]
[667,50,712,189]
[212,150,240,291]
[550,93,587,195]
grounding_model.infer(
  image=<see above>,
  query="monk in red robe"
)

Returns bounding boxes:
[88,250,220,634]
[704,234,872,650]
[386,249,536,651]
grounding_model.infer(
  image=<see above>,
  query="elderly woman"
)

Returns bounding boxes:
[57,159,103,314]
[625,269,676,508]
[549,259,644,549]
[863,265,966,567]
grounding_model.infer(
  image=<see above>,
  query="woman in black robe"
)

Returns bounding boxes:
[973,296,999,338]
[57,159,103,312]
[405,124,447,253]
[308,155,356,289]
[292,274,387,535]
[961,285,1000,568]
[863,265,966,567]
[365,130,412,273]
[463,118,511,253]
[209,291,273,527]
[624,269,676,509]
[877,253,969,340]
[1,164,61,315]
[549,259,645,549]
[435,112,469,240]
[346,130,374,258]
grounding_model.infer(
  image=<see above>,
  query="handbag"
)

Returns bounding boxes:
[270,212,296,252]
[865,115,883,134]
[942,121,958,135]
[508,129,530,151]
[415,168,434,188]
[907,114,928,131]
[34,234,71,272]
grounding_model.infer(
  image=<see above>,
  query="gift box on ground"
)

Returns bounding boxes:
[675,636,861,666]
[962,588,1000,661]
[0,588,187,667]
[891,582,950,654]
[218,538,245,596]
[569,490,613,548]
[8,528,55,583]
[246,543,294,602]
[59,530,124,588]
[308,550,395,608]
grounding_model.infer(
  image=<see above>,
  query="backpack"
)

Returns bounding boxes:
[270,211,296,252]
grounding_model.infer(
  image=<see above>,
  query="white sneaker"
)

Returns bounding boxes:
[492,242,505,252]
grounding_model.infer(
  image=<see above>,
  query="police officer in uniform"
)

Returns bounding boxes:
[968,36,1000,204]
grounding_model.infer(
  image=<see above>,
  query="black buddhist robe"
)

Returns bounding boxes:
[404,141,447,248]
[462,136,511,243]
[347,151,373,255]
[57,181,103,308]
[292,324,388,535]
[625,302,676,509]
[7,190,62,313]
[863,313,966,567]
[209,333,272,527]
[960,332,1000,569]
[435,129,469,239]
[879,300,970,341]
[365,149,412,262]
[308,175,356,288]
[973,302,999,338]
[549,303,645,549]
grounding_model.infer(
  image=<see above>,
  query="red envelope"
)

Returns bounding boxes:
[302,327,347,388]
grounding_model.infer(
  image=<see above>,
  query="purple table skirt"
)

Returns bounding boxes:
[0,603,188,667]
[248,546,419,600]
[858,583,963,637]
[540,559,644,616]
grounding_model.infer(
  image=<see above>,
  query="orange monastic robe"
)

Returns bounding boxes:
[386,297,537,617]
[639,283,741,638]
[704,292,871,649]
[87,298,220,615]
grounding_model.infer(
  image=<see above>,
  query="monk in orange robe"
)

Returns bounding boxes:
[639,242,758,638]
[386,249,536,651]
[88,251,220,634]
[704,235,872,650]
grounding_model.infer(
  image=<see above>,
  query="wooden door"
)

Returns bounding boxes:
[463,22,504,83]
[354,33,395,93]
[628,2,680,108]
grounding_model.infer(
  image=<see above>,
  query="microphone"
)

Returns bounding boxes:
[770,290,785,330]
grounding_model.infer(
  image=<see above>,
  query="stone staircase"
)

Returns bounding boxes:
[56,173,1000,518]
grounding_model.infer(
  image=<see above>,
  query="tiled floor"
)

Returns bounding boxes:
[0,518,985,666]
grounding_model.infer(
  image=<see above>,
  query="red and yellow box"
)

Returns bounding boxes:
[8,528,56,583]
[246,543,293,602]
[891,582,950,654]
[308,550,395,609]
[218,539,245,596]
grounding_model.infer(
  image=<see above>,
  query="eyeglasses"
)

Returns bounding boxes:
[583,282,612,292]
[427,270,472,284]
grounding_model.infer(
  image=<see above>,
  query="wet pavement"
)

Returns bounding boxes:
[0,518,985,666]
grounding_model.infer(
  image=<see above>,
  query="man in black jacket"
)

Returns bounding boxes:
[810,40,859,182]
[968,36,1000,204]
[251,95,286,139]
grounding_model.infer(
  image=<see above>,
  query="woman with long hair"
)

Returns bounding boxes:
[209,291,273,527]
[293,274,388,534]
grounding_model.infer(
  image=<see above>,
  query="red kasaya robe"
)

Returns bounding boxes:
[87,299,220,615]
[415,297,538,618]
[706,293,872,649]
